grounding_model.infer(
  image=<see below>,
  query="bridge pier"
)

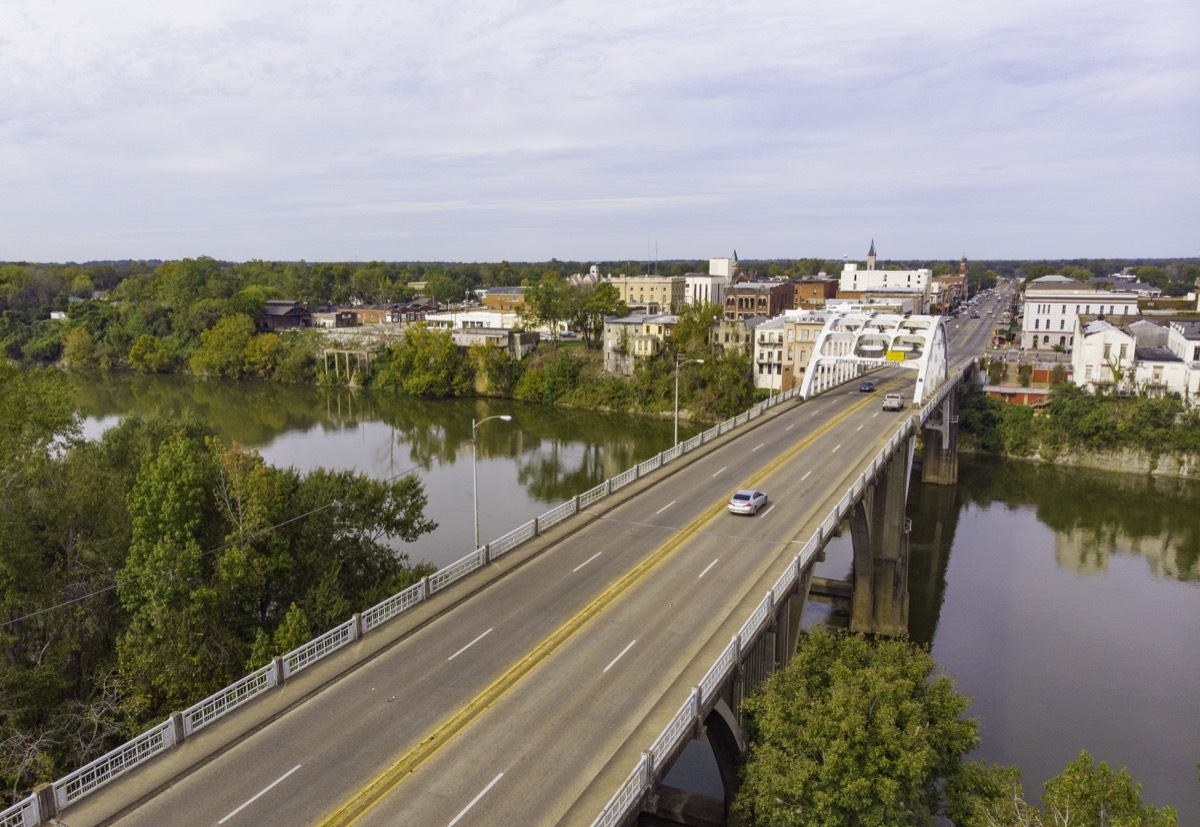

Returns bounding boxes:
[849,438,912,636]
[921,389,959,485]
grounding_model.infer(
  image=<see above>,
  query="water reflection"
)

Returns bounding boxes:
[67,373,686,569]
[954,458,1200,581]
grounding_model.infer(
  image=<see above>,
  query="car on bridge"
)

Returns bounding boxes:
[859,380,876,392]
[728,489,768,515]
[882,393,905,411]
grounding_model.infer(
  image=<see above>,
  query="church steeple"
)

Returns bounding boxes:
[867,239,877,271]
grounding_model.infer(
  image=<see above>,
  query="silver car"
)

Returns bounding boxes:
[728,489,768,515]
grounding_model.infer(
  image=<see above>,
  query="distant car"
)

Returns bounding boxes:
[859,380,876,392]
[970,311,980,319]
[882,393,905,411]
[728,489,768,515]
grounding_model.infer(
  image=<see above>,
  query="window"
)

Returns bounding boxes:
[1103,343,1111,359]
[1119,344,1127,360]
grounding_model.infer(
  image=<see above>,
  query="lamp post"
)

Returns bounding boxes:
[674,355,705,446]
[472,414,513,549]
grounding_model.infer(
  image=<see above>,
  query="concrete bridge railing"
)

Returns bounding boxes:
[590,415,920,827]
[4,388,805,827]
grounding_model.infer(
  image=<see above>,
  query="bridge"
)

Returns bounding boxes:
[3,306,1001,827]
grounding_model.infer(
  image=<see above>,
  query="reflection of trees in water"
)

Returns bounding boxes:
[70,373,681,505]
[957,457,1200,580]
[515,438,642,503]
[70,373,362,448]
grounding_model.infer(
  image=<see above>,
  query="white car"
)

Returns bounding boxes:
[728,489,768,515]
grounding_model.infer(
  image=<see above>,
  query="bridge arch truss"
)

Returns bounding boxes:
[798,312,949,405]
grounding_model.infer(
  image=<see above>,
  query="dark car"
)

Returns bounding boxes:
[859,380,876,392]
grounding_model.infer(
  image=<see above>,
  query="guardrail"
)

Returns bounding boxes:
[4,385,809,826]
[588,413,919,827]
[0,795,38,827]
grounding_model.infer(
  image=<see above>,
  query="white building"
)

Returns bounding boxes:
[1072,317,1200,403]
[752,316,787,393]
[1166,320,1200,363]
[601,313,678,375]
[684,273,728,307]
[709,257,737,279]
[425,309,519,330]
[1021,275,1138,351]
[837,241,931,312]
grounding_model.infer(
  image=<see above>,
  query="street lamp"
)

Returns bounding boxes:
[674,355,705,446]
[472,414,513,549]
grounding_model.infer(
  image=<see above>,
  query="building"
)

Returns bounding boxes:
[684,273,728,307]
[481,286,527,312]
[780,309,837,390]
[793,278,838,310]
[931,259,968,312]
[1071,316,1200,403]
[723,282,792,320]
[258,300,312,332]
[710,316,766,358]
[837,241,932,312]
[312,309,357,329]
[709,257,738,280]
[752,317,788,393]
[450,328,540,360]
[426,309,521,330]
[607,275,686,314]
[1021,275,1138,351]
[602,314,678,375]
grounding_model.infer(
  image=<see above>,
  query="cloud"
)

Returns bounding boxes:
[1,0,1197,262]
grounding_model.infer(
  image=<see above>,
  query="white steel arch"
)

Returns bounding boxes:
[798,312,948,405]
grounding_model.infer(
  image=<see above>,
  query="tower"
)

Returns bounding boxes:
[867,239,877,271]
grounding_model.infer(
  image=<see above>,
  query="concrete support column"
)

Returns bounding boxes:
[849,450,911,636]
[921,390,959,485]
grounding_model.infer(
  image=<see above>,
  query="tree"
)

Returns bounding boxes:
[115,428,236,721]
[521,275,568,345]
[374,324,470,397]
[945,751,1177,826]
[670,302,723,355]
[188,313,256,378]
[575,282,627,349]
[733,628,978,827]
[127,333,172,373]
[61,328,98,368]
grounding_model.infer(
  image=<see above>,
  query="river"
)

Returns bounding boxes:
[67,374,1199,816]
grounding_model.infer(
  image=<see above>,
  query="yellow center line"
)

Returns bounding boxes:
[318,390,883,826]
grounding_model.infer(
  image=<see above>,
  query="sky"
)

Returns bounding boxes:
[2,0,1198,264]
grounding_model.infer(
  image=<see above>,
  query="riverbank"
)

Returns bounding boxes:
[957,442,1200,478]
[956,382,1200,478]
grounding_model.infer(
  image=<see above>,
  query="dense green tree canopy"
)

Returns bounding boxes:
[733,628,978,827]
